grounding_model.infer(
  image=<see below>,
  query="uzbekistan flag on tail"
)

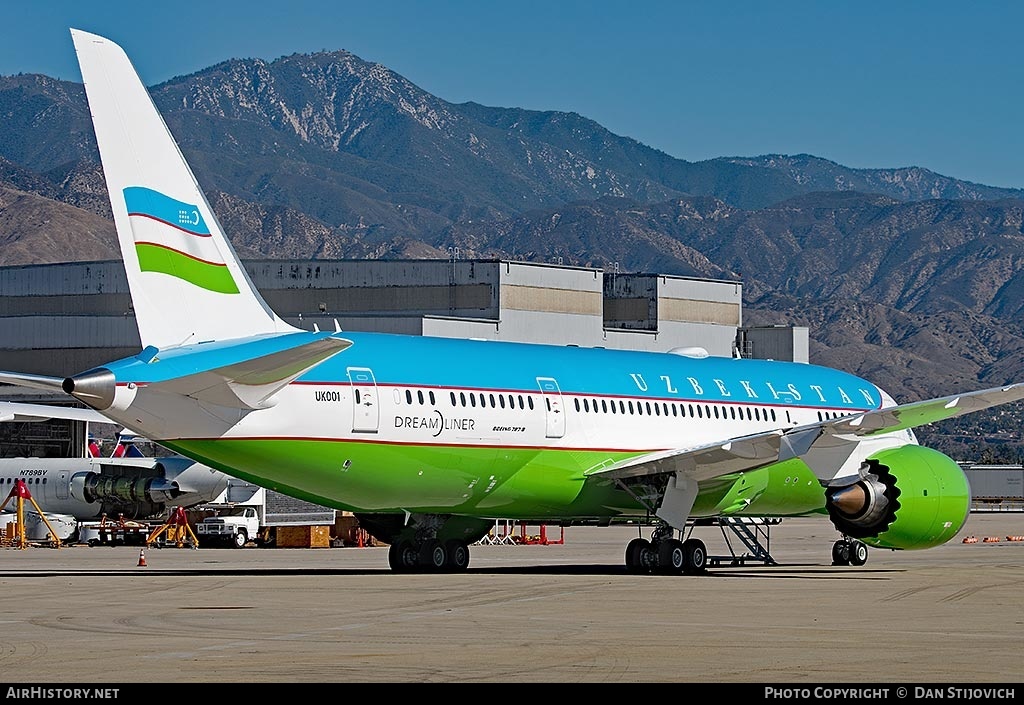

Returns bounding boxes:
[123,186,239,294]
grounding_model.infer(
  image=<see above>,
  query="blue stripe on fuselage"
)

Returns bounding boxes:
[101,331,881,410]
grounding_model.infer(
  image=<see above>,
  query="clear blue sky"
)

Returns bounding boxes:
[4,0,1023,189]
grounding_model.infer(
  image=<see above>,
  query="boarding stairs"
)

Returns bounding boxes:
[689,516,780,567]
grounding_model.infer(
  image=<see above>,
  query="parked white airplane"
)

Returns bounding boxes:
[0,401,229,521]
[2,29,1023,573]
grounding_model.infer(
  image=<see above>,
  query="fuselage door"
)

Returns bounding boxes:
[347,367,379,433]
[56,470,69,500]
[537,376,565,439]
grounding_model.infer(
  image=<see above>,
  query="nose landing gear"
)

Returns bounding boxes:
[831,537,869,566]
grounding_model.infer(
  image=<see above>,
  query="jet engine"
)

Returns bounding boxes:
[69,462,180,518]
[824,445,970,550]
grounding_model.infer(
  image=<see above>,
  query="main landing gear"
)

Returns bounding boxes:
[357,512,491,574]
[625,525,708,575]
[831,537,869,567]
[387,537,472,573]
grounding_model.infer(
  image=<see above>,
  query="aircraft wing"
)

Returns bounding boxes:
[825,382,1024,436]
[594,381,1024,484]
[591,428,794,483]
[0,401,115,424]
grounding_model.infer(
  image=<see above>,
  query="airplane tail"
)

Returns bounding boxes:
[70,29,298,351]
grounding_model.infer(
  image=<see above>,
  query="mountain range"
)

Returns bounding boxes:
[1,49,1022,459]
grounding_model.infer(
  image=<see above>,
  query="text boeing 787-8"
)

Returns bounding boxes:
[3,28,1022,573]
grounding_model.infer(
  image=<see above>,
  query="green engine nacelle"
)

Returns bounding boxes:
[825,445,970,551]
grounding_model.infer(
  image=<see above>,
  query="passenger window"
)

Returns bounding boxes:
[429,391,435,405]
[418,390,424,405]
[406,390,413,404]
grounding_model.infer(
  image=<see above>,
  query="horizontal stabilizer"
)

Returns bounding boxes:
[153,336,352,410]
[0,371,67,394]
[0,401,114,424]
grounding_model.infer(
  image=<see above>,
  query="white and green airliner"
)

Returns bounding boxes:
[4,29,1023,573]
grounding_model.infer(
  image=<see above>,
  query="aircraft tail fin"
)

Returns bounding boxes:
[70,29,298,351]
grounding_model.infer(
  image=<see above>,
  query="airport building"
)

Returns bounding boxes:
[0,258,805,379]
[0,257,804,458]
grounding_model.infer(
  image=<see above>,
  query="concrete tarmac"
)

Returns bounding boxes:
[0,512,1021,684]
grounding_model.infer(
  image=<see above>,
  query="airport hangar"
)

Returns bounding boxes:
[0,257,805,381]
[0,256,802,432]
[0,256,808,448]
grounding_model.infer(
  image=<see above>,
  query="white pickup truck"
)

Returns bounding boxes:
[196,504,262,548]
[194,481,336,548]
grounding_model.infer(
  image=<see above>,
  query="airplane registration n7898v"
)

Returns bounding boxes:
[3,29,1023,574]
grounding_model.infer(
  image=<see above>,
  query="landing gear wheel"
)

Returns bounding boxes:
[389,540,419,572]
[625,537,651,573]
[849,540,868,566]
[682,538,707,575]
[418,538,447,571]
[832,539,851,566]
[443,539,470,572]
[658,538,686,574]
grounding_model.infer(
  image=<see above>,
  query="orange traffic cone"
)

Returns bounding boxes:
[137,548,147,567]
